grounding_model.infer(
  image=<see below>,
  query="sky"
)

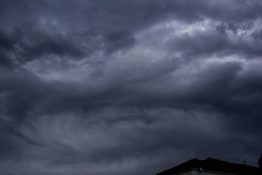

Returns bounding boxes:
[0,0,262,175]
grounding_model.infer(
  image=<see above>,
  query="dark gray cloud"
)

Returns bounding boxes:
[1,0,262,175]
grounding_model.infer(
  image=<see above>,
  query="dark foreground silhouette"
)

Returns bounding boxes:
[157,155,262,175]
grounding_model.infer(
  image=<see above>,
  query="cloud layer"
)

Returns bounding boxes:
[1,0,262,175]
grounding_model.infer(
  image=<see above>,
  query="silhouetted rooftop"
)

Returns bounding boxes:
[157,158,261,175]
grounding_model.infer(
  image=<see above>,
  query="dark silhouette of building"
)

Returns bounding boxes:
[259,154,262,169]
[157,158,261,175]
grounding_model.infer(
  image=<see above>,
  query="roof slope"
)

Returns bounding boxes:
[157,158,261,175]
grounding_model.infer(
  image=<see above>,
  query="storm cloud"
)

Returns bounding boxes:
[0,0,262,175]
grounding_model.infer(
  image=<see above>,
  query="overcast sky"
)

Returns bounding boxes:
[1,0,262,175]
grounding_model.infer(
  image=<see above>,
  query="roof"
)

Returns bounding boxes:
[157,158,261,175]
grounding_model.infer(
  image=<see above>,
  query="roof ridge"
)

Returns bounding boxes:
[156,157,260,175]
[204,157,257,168]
